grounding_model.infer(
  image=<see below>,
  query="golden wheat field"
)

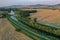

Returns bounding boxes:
[0,18,32,40]
[29,9,60,27]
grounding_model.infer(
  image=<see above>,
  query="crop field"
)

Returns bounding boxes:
[29,9,60,27]
[0,18,32,40]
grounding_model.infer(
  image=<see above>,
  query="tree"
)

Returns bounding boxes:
[34,18,37,22]
[31,18,37,27]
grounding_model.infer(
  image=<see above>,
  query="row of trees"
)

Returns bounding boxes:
[19,10,37,17]
[0,8,19,12]
[17,14,60,36]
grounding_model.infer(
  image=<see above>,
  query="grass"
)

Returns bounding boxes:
[30,9,60,27]
[16,16,60,36]
[8,17,45,40]
[13,16,59,38]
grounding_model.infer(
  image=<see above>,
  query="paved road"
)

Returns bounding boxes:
[0,18,32,40]
[10,16,59,40]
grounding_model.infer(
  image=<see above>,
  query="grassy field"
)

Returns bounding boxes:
[15,9,60,35]
[0,18,32,40]
[29,9,60,27]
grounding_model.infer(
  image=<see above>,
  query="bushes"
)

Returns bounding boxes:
[19,10,37,17]
[16,16,60,36]
[15,28,21,32]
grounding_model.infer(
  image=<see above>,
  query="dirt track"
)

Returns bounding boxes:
[0,18,32,40]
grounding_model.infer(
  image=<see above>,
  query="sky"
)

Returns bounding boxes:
[0,0,60,7]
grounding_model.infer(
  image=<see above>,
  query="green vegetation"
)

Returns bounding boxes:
[0,8,19,11]
[16,10,60,36]
[18,10,37,17]
[16,16,60,36]
[7,16,59,40]
[6,9,60,40]
[7,16,46,40]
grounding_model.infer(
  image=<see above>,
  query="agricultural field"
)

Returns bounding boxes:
[16,8,60,35]
[29,9,60,27]
[0,18,32,40]
[54,6,60,9]
[0,8,60,40]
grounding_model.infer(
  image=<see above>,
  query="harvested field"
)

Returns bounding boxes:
[0,18,32,40]
[30,9,60,27]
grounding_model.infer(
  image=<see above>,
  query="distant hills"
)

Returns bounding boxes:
[54,4,60,6]
[0,4,60,8]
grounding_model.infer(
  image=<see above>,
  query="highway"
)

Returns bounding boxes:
[7,16,59,40]
[16,16,60,36]
[9,16,47,40]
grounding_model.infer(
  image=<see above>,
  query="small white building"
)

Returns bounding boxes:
[9,10,15,16]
